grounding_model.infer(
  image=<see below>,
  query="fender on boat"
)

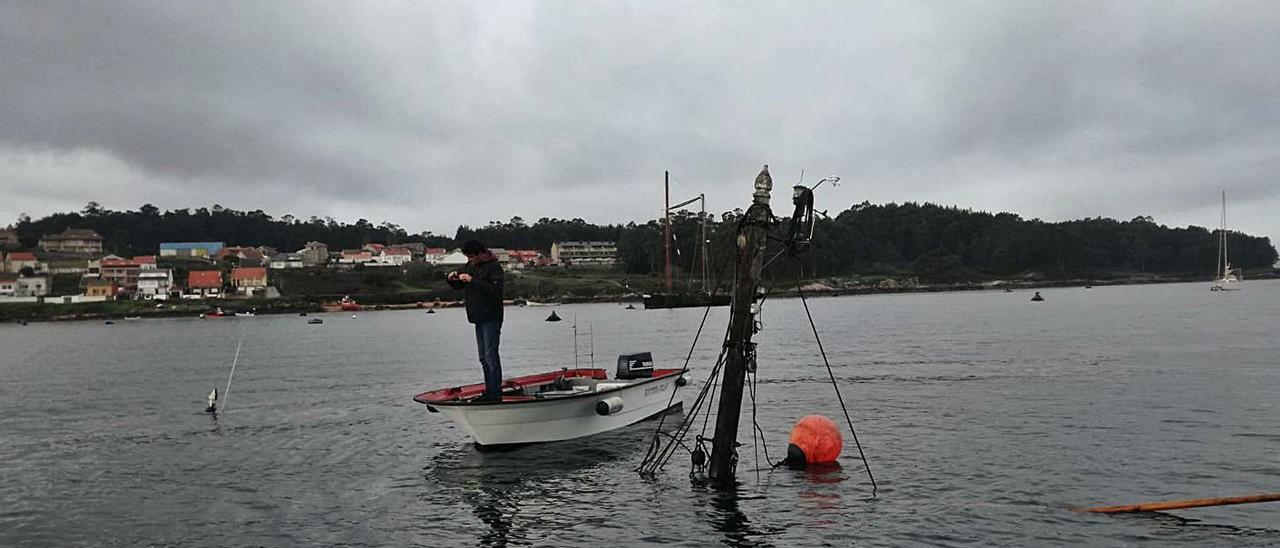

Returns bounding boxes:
[595,396,624,416]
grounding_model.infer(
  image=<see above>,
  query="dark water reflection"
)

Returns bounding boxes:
[3,281,1280,546]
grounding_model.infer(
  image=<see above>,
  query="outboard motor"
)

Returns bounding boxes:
[616,352,654,380]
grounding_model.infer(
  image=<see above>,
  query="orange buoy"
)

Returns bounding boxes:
[785,415,842,468]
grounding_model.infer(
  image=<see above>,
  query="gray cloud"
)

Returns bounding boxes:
[1,1,1278,240]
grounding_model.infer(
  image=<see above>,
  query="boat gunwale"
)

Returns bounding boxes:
[414,368,683,407]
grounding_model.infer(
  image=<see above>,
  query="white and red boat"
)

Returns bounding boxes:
[414,353,686,447]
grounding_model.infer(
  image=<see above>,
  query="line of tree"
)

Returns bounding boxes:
[9,201,1276,284]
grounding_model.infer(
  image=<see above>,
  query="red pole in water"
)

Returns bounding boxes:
[1084,492,1280,514]
[664,170,672,292]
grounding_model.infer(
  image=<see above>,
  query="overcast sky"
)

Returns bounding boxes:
[2,1,1277,240]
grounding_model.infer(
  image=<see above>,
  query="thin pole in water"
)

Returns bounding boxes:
[220,333,245,413]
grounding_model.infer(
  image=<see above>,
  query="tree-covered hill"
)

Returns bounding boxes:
[8,200,1275,284]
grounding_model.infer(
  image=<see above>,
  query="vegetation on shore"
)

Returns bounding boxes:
[10,201,1275,286]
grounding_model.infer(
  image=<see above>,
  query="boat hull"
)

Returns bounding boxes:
[643,293,731,309]
[422,370,684,446]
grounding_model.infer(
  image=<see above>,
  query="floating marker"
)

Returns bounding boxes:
[1031,291,1044,302]
[546,311,562,322]
[784,415,842,468]
[206,388,218,413]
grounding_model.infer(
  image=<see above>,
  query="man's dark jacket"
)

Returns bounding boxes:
[447,258,504,324]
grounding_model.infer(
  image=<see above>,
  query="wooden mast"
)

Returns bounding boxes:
[708,165,773,485]
[665,170,672,292]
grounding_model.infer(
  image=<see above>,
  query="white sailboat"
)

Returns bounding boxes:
[1211,190,1241,292]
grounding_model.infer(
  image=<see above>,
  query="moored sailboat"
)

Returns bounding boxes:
[1211,190,1242,292]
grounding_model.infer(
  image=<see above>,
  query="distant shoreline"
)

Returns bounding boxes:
[4,271,1274,324]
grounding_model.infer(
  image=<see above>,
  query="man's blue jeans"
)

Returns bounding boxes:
[474,320,503,399]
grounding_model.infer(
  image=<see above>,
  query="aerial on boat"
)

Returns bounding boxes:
[1211,190,1242,292]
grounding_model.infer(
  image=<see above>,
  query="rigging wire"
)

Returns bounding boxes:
[796,277,878,497]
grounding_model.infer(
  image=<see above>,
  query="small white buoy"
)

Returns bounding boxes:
[351,314,357,319]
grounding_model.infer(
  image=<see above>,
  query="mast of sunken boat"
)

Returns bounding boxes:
[708,165,773,485]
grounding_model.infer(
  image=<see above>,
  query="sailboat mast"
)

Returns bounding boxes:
[665,171,672,292]
[700,194,709,295]
[1221,190,1228,275]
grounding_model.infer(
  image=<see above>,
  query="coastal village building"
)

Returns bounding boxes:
[0,228,18,249]
[401,242,427,260]
[85,279,117,299]
[187,271,223,298]
[3,252,42,274]
[160,242,224,258]
[269,253,304,269]
[423,248,448,264]
[550,241,618,266]
[38,228,103,254]
[371,246,412,267]
[362,243,386,255]
[299,241,329,266]
[231,267,268,295]
[136,269,174,300]
[508,249,542,267]
[15,276,49,297]
[97,255,157,292]
[339,249,374,264]
[216,246,266,266]
[436,250,468,266]
[0,273,16,296]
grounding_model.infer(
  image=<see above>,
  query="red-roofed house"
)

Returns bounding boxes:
[96,255,157,292]
[424,248,448,264]
[373,246,412,266]
[509,249,542,267]
[3,252,41,274]
[362,243,386,254]
[188,271,223,298]
[231,267,268,295]
[339,249,373,265]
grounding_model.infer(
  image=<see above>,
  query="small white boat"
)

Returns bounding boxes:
[235,311,256,317]
[123,316,143,321]
[1211,190,1242,292]
[414,353,685,447]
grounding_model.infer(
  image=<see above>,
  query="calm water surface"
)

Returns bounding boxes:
[2,281,1279,546]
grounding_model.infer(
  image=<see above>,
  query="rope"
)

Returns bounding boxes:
[796,278,877,497]
[638,304,714,466]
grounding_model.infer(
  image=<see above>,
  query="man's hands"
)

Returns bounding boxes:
[448,271,473,283]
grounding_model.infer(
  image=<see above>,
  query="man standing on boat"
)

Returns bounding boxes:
[447,240,505,401]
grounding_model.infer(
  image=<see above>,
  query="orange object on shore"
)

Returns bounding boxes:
[788,415,843,465]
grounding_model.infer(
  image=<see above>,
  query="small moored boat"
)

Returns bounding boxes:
[414,352,685,447]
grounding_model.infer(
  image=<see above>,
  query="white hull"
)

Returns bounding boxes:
[433,374,682,446]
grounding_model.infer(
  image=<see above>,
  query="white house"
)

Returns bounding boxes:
[137,269,174,300]
[371,246,412,267]
[436,250,469,266]
[15,276,49,297]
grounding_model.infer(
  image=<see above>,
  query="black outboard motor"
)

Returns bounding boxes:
[616,352,654,380]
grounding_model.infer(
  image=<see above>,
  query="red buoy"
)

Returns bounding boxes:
[786,415,842,467]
